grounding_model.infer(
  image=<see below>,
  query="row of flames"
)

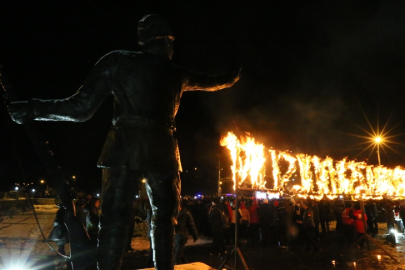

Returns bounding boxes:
[220,132,405,200]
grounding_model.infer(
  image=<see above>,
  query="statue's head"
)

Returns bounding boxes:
[138,14,175,59]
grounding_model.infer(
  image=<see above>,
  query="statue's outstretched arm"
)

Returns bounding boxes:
[182,66,241,92]
[9,54,115,124]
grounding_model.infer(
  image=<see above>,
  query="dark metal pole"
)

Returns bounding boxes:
[218,156,221,196]
[234,188,239,269]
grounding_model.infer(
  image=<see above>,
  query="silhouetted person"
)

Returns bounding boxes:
[318,200,330,235]
[209,198,226,256]
[365,200,378,237]
[258,199,272,246]
[302,201,320,252]
[174,201,198,264]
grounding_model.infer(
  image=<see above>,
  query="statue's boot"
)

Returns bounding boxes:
[97,223,128,270]
[146,171,180,270]
[97,168,138,270]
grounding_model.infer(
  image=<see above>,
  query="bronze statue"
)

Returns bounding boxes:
[8,14,240,270]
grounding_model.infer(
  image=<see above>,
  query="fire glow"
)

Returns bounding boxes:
[220,132,405,200]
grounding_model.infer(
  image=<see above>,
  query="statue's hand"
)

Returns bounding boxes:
[8,101,33,124]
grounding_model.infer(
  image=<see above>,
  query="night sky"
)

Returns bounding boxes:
[1,2,405,195]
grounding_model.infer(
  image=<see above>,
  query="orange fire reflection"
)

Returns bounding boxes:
[220,132,405,200]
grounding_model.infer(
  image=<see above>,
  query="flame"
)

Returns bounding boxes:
[220,132,266,190]
[220,131,405,200]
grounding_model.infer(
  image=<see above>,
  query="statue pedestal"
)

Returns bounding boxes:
[140,262,214,270]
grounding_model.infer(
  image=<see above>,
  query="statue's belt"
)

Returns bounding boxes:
[112,117,176,135]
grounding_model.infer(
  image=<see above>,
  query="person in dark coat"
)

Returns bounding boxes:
[258,199,272,246]
[48,204,72,269]
[277,201,293,248]
[383,201,396,232]
[318,200,330,235]
[174,201,199,265]
[333,200,345,232]
[8,14,240,270]
[209,198,226,255]
[269,200,279,246]
[301,201,320,252]
[365,200,379,237]
[293,199,304,237]
[311,200,320,240]
[48,206,69,255]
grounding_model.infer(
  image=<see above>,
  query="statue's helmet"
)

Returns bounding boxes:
[137,14,175,46]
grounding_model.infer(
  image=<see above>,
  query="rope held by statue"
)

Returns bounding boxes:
[0,66,97,270]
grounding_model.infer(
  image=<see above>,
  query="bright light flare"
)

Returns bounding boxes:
[1,230,38,270]
[3,257,34,270]
[345,111,405,167]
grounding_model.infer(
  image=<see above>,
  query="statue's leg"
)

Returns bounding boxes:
[97,168,140,270]
[145,171,180,270]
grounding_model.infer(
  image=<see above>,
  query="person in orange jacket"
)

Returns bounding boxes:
[352,202,368,249]
[342,201,356,246]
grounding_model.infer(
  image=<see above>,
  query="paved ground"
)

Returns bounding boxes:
[0,206,405,270]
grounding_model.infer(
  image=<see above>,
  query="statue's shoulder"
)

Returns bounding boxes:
[95,50,141,65]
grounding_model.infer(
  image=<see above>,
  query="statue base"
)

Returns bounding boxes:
[140,262,214,270]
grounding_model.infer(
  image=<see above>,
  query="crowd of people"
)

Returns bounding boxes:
[49,192,101,256]
[178,195,405,260]
[49,191,405,267]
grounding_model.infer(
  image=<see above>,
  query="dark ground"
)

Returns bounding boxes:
[4,208,403,270]
[121,223,405,270]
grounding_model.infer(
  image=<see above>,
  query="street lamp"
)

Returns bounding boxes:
[217,155,222,196]
[374,136,383,166]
